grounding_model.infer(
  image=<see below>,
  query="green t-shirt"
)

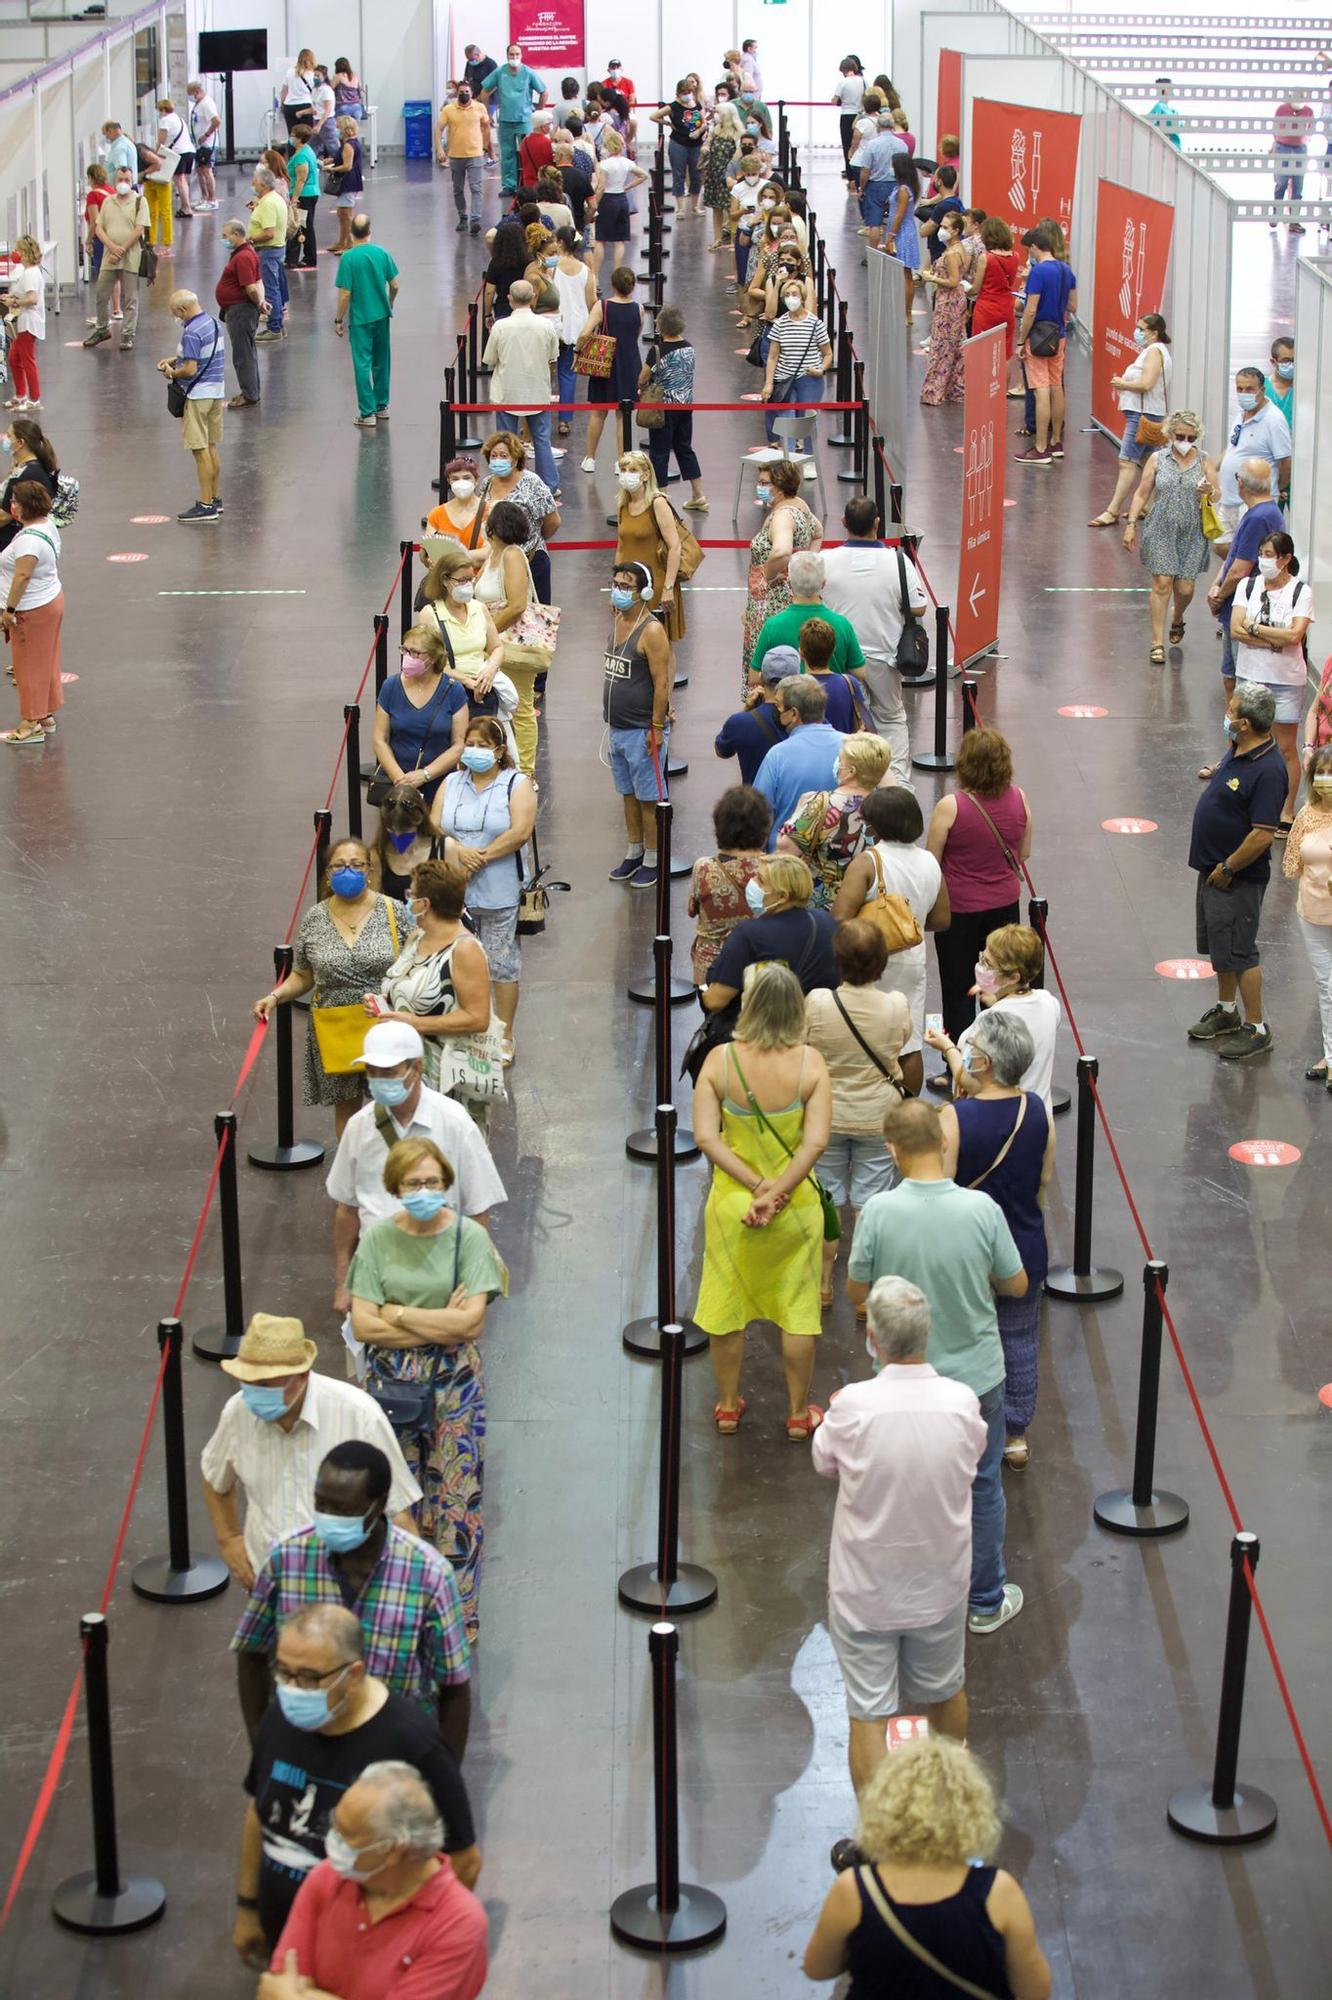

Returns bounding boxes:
[337,240,400,324]
[751,603,866,677]
[346,1212,507,1309]
[288,145,321,200]
[847,1179,1022,1398]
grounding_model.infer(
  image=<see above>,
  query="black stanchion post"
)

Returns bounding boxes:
[889,481,904,524]
[840,363,868,483]
[131,1319,231,1600]
[468,298,481,393]
[627,936,701,1163]
[1167,1534,1278,1844]
[912,606,957,771]
[248,946,327,1170]
[610,1622,727,1951]
[623,1103,707,1360]
[399,540,414,638]
[362,613,389,782]
[433,383,458,492]
[778,100,789,179]
[343,704,363,838]
[629,801,694,1006]
[191,1116,248,1364]
[1044,1056,1125,1301]
[619,397,635,457]
[51,1615,167,1936]
[1026,898,1070,1116]
[313,807,333,893]
[872,437,887,526]
[960,676,979,733]
[1095,1262,1190,1537]
[830,302,854,447]
[620,1307,719,1610]
[457,338,482,448]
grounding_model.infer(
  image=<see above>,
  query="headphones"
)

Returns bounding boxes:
[616,561,653,601]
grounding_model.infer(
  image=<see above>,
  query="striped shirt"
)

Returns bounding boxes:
[201,1370,423,1572]
[768,311,828,384]
[232,1524,471,1708]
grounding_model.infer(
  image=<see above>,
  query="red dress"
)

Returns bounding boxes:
[971,248,1019,356]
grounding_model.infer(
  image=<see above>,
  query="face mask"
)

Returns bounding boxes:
[610,586,637,611]
[449,478,475,498]
[1312,777,1332,797]
[0,437,9,455]
[487,458,512,478]
[755,484,773,506]
[744,878,766,915]
[458,89,472,105]
[747,123,760,136]
[241,1382,289,1422]
[865,1334,883,1375]
[973,960,1001,995]
[760,196,776,209]
[1257,555,1280,580]
[508,57,520,70]
[680,95,694,107]
[367,1073,411,1106]
[401,1187,448,1220]
[544,255,557,269]
[962,1046,982,1075]
[1132,328,1147,349]
[1223,717,1238,739]
[783,294,803,313]
[276,1672,347,1731]
[1236,390,1258,412]
[388,828,419,853]
[609,65,621,75]
[325,1827,392,1883]
[1276,359,1294,380]
[461,745,497,773]
[116,183,133,197]
[451,581,475,602]
[401,653,429,679]
[618,471,641,491]
[1171,437,1195,455]
[313,1509,374,1554]
[329,866,367,899]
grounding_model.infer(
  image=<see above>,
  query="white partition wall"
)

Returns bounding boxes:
[920,8,1012,158]
[1291,258,1332,597]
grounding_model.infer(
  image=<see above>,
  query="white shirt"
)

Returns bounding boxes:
[834,76,866,113]
[158,110,188,151]
[282,67,316,106]
[1232,573,1313,688]
[957,988,1062,1113]
[11,261,45,340]
[823,543,927,666]
[312,82,336,126]
[866,841,942,1054]
[326,1083,507,1227]
[1117,340,1171,417]
[189,93,220,144]
[812,1364,987,1629]
[200,1370,423,1571]
[0,519,60,609]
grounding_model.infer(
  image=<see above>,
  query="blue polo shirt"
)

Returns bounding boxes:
[858,131,907,182]
[481,63,546,126]
[1188,737,1288,883]
[753,722,847,850]
[1024,257,1074,331]
[1214,501,1285,625]
[714,701,788,787]
[1218,402,1292,506]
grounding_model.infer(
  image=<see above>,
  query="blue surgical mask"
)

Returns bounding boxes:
[1276,359,1294,380]
[0,436,11,455]
[313,1509,374,1554]
[961,1045,979,1074]
[487,457,513,478]
[744,878,766,914]
[610,586,636,611]
[1132,327,1146,349]
[1223,717,1238,739]
[367,1074,411,1107]
[401,1187,448,1220]
[755,484,773,506]
[1236,390,1258,412]
[330,866,367,899]
[277,1676,344,1731]
[461,746,497,773]
[865,1334,883,1375]
[388,828,417,853]
[241,1382,289,1422]
[746,121,759,135]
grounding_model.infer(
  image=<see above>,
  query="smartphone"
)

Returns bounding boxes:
[925,1012,943,1037]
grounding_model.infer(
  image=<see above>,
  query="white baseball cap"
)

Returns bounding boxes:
[351,1020,424,1069]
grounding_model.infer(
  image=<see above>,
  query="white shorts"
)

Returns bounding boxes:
[828,1598,967,1720]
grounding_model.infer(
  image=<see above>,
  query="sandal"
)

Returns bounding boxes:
[713,1398,746,1434]
[682,496,710,511]
[1088,512,1120,527]
[821,1282,834,1308]
[500,1038,515,1067]
[557,421,570,437]
[0,725,45,745]
[1003,1438,1030,1470]
[1305,1061,1328,1081]
[1169,619,1186,644]
[1150,646,1166,665]
[786,1404,825,1442]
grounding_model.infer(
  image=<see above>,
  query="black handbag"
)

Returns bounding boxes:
[681,993,741,1084]
[894,549,930,677]
[166,319,220,418]
[364,1217,461,1440]
[515,819,569,935]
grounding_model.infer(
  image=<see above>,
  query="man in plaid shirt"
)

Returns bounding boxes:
[233,1440,472,1758]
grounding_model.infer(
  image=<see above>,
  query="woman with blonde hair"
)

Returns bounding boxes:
[5,237,45,411]
[703,100,745,247]
[420,542,520,753]
[779,733,895,908]
[701,852,840,1012]
[928,921,1062,1115]
[589,126,649,277]
[742,458,823,674]
[377,860,493,1116]
[1122,408,1220,665]
[614,447,686,645]
[372,617,470,808]
[692,961,832,1438]
[324,114,364,254]
[804,1738,1052,1997]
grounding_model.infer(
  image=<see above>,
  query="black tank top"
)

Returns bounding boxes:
[846,1865,1012,1999]
[602,612,655,729]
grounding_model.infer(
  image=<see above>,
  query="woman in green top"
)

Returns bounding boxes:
[348,1136,507,1640]
[286,122,321,270]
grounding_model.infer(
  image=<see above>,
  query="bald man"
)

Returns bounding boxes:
[333,212,400,427]
[158,286,225,519]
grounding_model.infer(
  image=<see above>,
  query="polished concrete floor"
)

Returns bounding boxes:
[1,154,1330,1999]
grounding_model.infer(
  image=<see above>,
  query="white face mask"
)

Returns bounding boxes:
[1171,437,1195,456]
[452,580,475,601]
[449,478,475,498]
[783,294,804,313]
[1257,555,1281,581]
[618,470,641,491]
[760,197,776,210]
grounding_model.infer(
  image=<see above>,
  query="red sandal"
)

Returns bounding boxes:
[786,1403,825,1441]
[713,1398,746,1435]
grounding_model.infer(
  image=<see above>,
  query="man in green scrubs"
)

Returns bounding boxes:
[479,43,547,194]
[333,213,400,428]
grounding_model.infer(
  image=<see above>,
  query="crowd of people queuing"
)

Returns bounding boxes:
[11,30,1329,2000]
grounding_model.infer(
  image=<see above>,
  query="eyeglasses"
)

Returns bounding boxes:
[400,1177,447,1192]
[274,1660,352,1691]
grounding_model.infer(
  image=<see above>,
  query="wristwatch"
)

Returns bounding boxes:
[236,1894,258,1910]
[1219,863,1233,881]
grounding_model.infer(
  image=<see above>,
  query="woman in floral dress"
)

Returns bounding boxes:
[348,1136,507,1642]
[740,458,822,688]
[919,213,969,406]
[687,785,772,983]
[777,735,895,907]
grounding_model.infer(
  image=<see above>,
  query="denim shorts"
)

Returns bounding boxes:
[1265,682,1305,725]
[608,723,669,802]
[820,1133,899,1208]
[1120,409,1149,464]
[861,180,893,226]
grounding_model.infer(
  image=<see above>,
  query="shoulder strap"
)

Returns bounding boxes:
[964,792,1021,878]
[384,896,400,957]
[727,1048,796,1161]
[467,504,485,550]
[964,1092,1027,1190]
[373,1100,396,1146]
[856,1868,1003,2000]
[751,704,783,749]
[427,602,458,670]
[832,989,899,1085]
[895,547,911,619]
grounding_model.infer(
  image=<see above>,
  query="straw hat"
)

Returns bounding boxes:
[221,1313,317,1382]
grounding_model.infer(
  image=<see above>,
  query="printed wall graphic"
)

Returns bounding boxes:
[970,99,1081,238]
[508,0,585,68]
[955,324,1007,666]
[1091,178,1175,439]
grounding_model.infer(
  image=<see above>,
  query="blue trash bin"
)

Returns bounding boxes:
[402,101,432,159]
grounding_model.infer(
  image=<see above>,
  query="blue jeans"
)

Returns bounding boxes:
[557,342,576,422]
[496,406,559,493]
[258,245,287,331]
[969,1382,1007,1615]
[1274,141,1305,202]
[766,372,824,451]
[669,139,702,196]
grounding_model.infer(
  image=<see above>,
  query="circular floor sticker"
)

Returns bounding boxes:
[1229,1140,1301,1168]
[1003,497,1018,508]
[1319,1383,1332,1410]
[740,392,764,402]
[59,671,78,684]
[1058,704,1108,719]
[1102,817,1158,834]
[106,551,148,563]
[131,514,170,525]
[1155,958,1214,980]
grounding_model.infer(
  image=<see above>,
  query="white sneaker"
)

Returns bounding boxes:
[580,456,596,472]
[968,1584,1023,1635]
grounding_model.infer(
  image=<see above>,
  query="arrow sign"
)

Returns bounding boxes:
[968,574,987,614]
[956,326,1005,665]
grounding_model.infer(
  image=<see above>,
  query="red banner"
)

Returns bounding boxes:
[970,99,1081,239]
[937,51,962,155]
[508,0,584,68]
[956,324,1007,666]
[1090,177,1175,439]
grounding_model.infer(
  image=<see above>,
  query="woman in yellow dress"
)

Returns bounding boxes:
[692,961,832,1440]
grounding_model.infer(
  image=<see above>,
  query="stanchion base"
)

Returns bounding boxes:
[666,757,688,779]
[1167,1781,1278,1846]
[673,672,689,689]
[1044,1265,1125,1303]
[457,432,482,451]
[828,431,855,448]
[52,1871,167,1937]
[617,1560,719,1616]
[836,467,863,484]
[627,975,696,1008]
[610,1883,727,1953]
[1094,1488,1190,1538]
[911,752,958,772]
[130,1552,231,1604]
[623,1314,708,1359]
[191,1323,242,1364]
[669,856,692,880]
[247,1138,327,1171]
[1051,1085,1072,1117]
[627,1125,700,1164]
[899,671,935,689]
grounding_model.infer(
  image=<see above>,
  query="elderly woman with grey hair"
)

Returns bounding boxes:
[938,1011,1053,1470]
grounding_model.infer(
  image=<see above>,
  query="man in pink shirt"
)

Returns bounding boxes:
[1272,94,1314,233]
[264,1761,487,2000]
[813,1276,987,1861]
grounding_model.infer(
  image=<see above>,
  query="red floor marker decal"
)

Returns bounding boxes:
[130,514,170,524]
[1003,497,1017,507]
[1229,1140,1301,1168]
[1319,1383,1332,1410]
[1155,958,1213,980]
[59,672,78,684]
[1103,817,1158,834]
[1058,704,1107,718]
[106,552,148,563]
[740,392,764,401]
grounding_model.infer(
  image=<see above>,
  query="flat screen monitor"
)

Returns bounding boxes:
[198,28,269,73]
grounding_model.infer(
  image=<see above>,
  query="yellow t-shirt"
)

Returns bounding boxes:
[440,102,491,160]
[248,190,289,245]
